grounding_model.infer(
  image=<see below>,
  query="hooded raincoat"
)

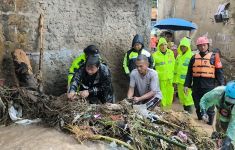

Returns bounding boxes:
[152,38,175,108]
[173,37,194,106]
[68,53,86,86]
[123,34,153,75]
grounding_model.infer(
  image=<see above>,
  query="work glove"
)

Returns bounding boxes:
[221,136,232,150]
[201,109,209,122]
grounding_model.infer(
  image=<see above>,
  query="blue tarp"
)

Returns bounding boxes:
[154,18,197,31]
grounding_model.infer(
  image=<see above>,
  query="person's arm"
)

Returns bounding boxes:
[172,51,176,67]
[215,69,225,85]
[151,53,156,69]
[68,67,84,100]
[221,108,235,149]
[69,67,83,93]
[127,86,134,99]
[123,53,130,75]
[171,51,176,80]
[225,107,235,141]
[200,86,224,112]
[127,71,135,98]
[150,71,162,100]
[68,54,85,86]
[173,57,179,84]
[137,91,155,102]
[184,56,194,88]
[148,55,154,69]
[214,53,225,85]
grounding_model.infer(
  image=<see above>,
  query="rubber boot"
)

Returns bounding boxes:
[207,114,215,125]
[183,105,193,114]
[196,108,202,120]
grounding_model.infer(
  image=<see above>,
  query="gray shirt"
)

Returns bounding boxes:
[130,68,162,100]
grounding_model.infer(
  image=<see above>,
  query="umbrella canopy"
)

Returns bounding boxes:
[154,18,197,31]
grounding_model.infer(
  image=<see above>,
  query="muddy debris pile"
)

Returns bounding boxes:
[0,86,216,150]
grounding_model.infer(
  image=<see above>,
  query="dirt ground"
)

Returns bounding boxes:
[172,99,215,136]
[0,125,110,150]
[0,100,214,150]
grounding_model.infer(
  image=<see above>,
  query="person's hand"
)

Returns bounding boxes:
[173,83,177,89]
[133,97,141,103]
[127,97,133,100]
[184,87,189,96]
[202,114,209,123]
[79,90,89,98]
[221,136,232,150]
[67,91,76,100]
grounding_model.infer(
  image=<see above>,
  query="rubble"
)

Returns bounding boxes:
[0,86,216,150]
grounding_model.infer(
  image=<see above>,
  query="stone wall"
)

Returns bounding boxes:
[0,0,151,100]
[157,0,235,81]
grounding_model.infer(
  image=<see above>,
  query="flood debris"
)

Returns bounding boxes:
[0,86,216,150]
[11,49,38,90]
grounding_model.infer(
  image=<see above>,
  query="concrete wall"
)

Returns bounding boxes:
[157,0,235,81]
[0,0,151,100]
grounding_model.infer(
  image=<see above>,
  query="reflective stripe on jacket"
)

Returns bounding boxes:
[123,49,152,74]
[173,37,193,84]
[152,49,175,81]
[192,52,215,78]
[153,37,175,81]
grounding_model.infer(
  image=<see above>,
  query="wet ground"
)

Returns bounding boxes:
[172,99,215,135]
[0,125,108,150]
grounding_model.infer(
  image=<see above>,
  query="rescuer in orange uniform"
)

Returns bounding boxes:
[184,36,225,125]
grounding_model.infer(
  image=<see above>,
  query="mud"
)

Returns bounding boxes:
[171,100,214,135]
[0,125,107,150]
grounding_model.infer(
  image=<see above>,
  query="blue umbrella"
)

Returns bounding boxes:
[154,18,197,31]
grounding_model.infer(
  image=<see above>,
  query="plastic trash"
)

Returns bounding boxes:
[15,118,41,125]
[133,104,160,122]
[8,103,41,125]
[109,141,118,149]
[186,144,198,150]
[8,105,22,121]
[133,104,149,118]
[146,98,160,110]
[147,112,160,122]
[72,113,81,123]
[177,131,188,142]
[94,114,101,119]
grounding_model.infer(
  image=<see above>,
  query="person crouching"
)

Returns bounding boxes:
[67,54,113,104]
[127,54,162,110]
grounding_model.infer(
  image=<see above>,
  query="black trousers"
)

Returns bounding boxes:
[192,88,215,123]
